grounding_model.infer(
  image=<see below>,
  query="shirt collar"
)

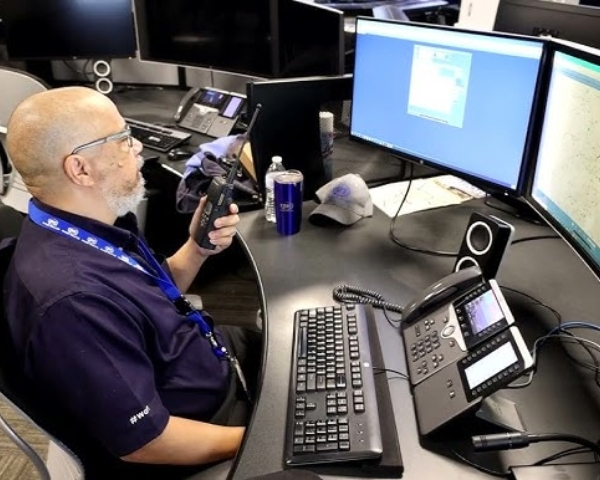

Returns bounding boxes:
[31,198,141,250]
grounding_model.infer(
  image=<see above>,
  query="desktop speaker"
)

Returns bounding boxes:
[453,212,515,279]
[92,60,113,95]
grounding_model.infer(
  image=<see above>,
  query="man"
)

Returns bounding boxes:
[3,87,256,479]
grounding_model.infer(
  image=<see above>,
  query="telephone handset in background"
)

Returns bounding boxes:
[174,87,246,139]
[399,267,534,437]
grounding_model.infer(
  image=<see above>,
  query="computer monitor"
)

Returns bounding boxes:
[278,0,345,78]
[494,0,600,50]
[527,42,600,282]
[246,75,353,200]
[134,0,277,78]
[0,0,137,60]
[134,0,344,78]
[349,18,547,196]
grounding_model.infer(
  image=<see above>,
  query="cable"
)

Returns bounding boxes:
[499,286,562,325]
[388,163,458,257]
[511,234,560,245]
[332,285,403,315]
[449,449,506,477]
[473,431,600,457]
[533,446,592,466]
[373,367,409,380]
[332,285,404,328]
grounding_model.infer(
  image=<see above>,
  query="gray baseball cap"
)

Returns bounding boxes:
[309,173,373,226]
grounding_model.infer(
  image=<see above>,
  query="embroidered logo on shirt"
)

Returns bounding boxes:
[129,405,151,425]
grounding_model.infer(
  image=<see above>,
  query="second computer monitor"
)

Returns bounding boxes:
[349,18,546,196]
[527,42,600,282]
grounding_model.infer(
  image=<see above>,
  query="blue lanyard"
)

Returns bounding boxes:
[28,201,230,361]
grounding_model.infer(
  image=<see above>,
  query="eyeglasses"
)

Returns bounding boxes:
[70,127,134,155]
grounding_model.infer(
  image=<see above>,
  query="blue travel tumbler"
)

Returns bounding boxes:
[274,170,304,235]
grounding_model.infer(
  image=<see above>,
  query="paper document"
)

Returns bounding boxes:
[370,175,486,218]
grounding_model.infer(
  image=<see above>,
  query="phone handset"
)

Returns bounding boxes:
[174,86,202,123]
[402,266,483,324]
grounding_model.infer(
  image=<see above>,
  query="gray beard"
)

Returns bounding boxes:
[103,177,146,218]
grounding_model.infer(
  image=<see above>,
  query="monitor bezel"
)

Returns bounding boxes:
[524,40,600,283]
[348,16,549,198]
[0,0,137,60]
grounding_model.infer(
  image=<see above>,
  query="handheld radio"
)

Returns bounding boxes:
[193,104,262,249]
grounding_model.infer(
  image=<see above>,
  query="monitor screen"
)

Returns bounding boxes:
[0,0,137,60]
[134,0,344,78]
[494,0,600,50]
[528,43,600,282]
[278,0,345,77]
[349,18,546,195]
[134,0,277,78]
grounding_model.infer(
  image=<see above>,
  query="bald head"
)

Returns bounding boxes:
[6,86,122,198]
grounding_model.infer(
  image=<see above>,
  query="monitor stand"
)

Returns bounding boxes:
[486,192,542,225]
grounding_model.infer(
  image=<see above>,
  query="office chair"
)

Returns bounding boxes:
[0,66,49,213]
[0,204,85,480]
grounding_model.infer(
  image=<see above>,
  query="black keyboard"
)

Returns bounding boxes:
[125,117,191,153]
[285,304,383,466]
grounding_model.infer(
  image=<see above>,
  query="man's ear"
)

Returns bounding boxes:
[63,154,95,187]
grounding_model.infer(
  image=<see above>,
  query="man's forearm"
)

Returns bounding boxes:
[122,416,245,465]
[167,238,207,292]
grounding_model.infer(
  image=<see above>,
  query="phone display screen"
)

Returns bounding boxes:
[201,90,226,108]
[221,96,244,119]
[464,290,504,335]
[464,342,518,390]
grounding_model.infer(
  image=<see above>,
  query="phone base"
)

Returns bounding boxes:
[419,393,525,446]
[419,395,526,474]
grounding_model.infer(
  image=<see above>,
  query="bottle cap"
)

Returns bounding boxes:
[272,155,283,163]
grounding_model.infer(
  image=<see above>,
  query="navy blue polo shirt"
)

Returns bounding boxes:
[3,199,230,457]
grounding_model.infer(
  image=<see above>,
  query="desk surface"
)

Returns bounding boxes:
[230,199,600,480]
[112,89,600,479]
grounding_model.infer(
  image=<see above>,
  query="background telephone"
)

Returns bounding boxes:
[400,268,534,437]
[174,87,246,139]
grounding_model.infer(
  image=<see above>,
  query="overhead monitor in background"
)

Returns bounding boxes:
[278,0,345,78]
[350,18,547,197]
[0,0,137,60]
[134,0,277,78]
[134,0,344,78]
[494,0,600,50]
[527,42,600,282]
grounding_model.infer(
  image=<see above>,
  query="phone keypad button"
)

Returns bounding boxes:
[441,325,455,337]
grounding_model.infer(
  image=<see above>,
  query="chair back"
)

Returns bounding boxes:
[0,205,85,480]
[0,67,49,213]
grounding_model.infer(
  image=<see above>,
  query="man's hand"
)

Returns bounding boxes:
[189,196,240,256]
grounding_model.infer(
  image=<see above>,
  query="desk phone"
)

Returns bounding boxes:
[401,267,533,436]
[174,87,246,138]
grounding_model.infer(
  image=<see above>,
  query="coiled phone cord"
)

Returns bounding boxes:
[332,284,404,315]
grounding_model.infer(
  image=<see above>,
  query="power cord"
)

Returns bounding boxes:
[473,431,600,458]
[373,366,409,381]
[388,163,458,257]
